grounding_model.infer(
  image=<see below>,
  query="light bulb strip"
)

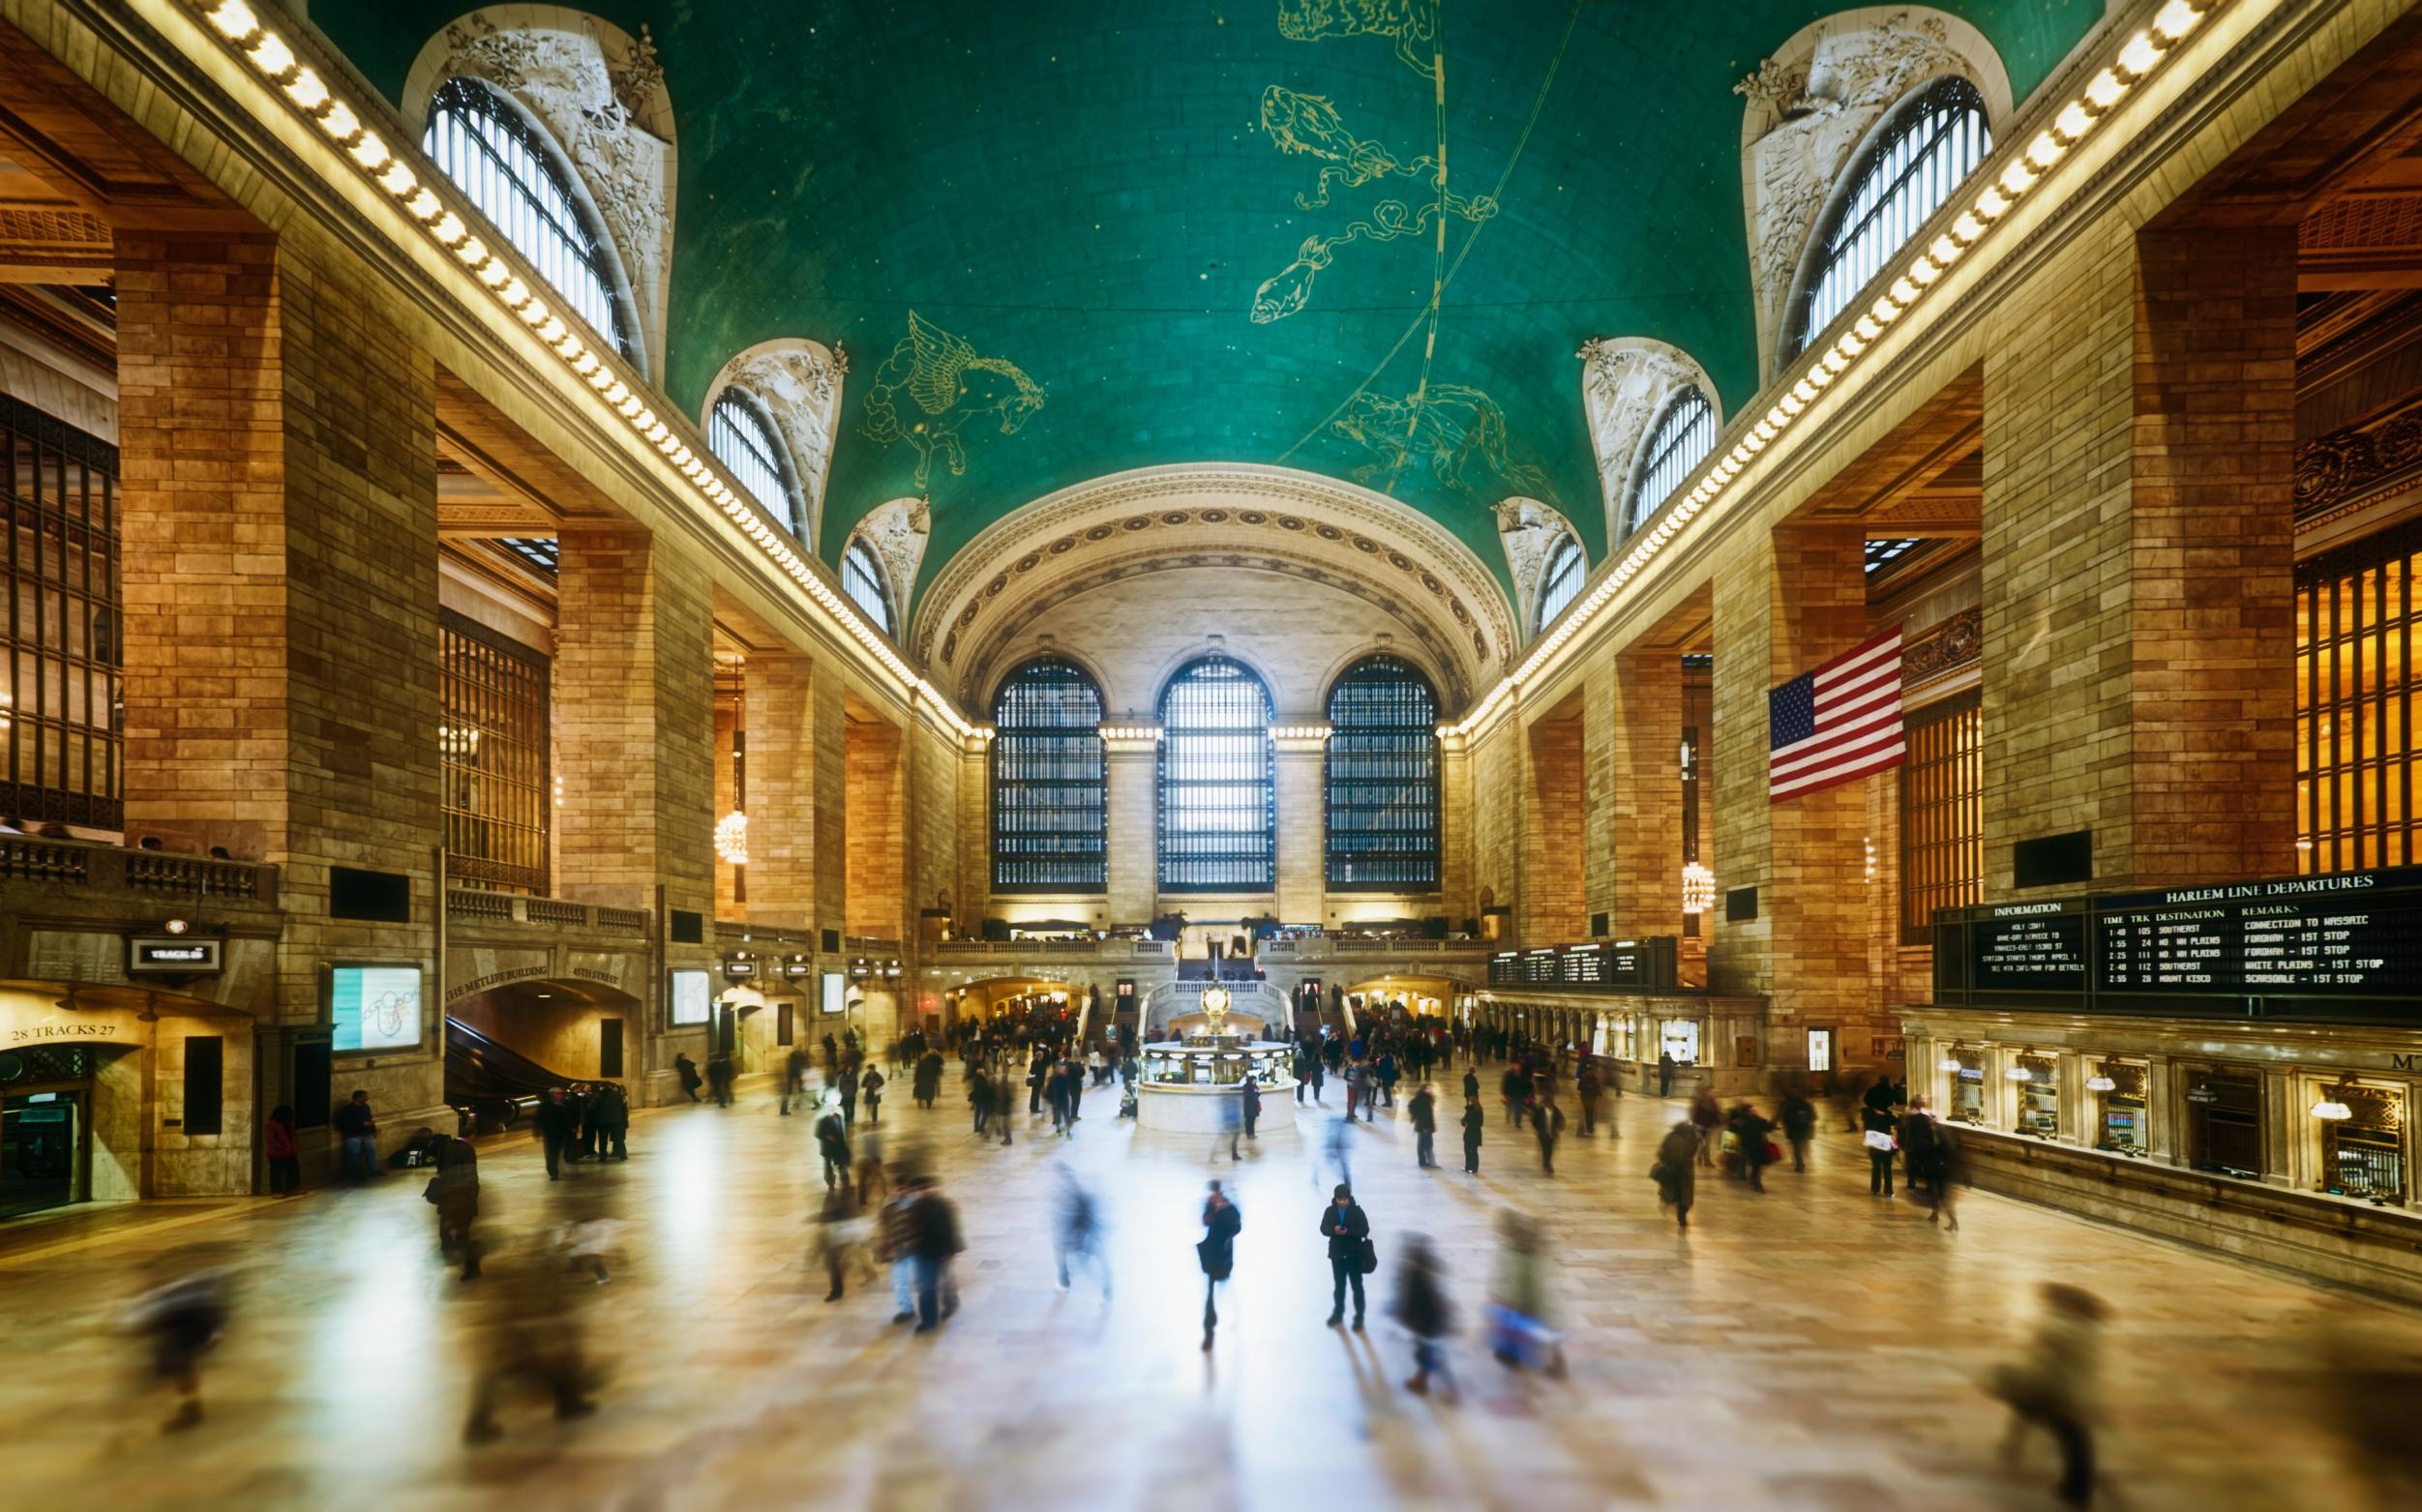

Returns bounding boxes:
[182,0,982,740]
[1445,0,2221,738]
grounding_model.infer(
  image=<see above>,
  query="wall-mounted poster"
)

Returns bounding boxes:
[821,972,847,1016]
[331,965,422,1052]
[670,968,710,1026]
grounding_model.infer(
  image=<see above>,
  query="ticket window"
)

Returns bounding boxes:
[1660,1020,1700,1065]
[2092,1061,2150,1156]
[1951,1055,1985,1123]
[2323,1086,2407,1205]
[2014,1057,2059,1139]
[2186,1068,2263,1178]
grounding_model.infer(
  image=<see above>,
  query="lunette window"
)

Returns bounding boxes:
[423,75,637,363]
[708,391,800,540]
[1325,656,1439,891]
[1792,75,1989,361]
[1158,656,1274,891]
[992,658,1107,893]
[1537,535,1584,633]
[842,541,894,635]
[1626,388,1717,538]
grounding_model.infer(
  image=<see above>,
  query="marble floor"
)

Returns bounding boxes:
[3,1066,2418,1512]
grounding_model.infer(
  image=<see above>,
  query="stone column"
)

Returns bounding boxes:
[553,526,716,917]
[957,734,991,930]
[740,653,822,929]
[1981,222,2296,891]
[1272,726,1328,924]
[116,227,446,1150]
[1103,729,1159,925]
[1438,733,1474,930]
[844,712,906,940]
[1708,523,1871,1077]
[1601,647,1685,940]
[1519,708,1585,944]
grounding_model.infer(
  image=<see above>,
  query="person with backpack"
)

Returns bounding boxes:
[1317,1183,1372,1330]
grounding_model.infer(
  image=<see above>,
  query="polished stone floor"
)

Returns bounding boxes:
[4,1064,2419,1512]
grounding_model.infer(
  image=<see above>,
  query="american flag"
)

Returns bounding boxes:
[1769,628,1906,802]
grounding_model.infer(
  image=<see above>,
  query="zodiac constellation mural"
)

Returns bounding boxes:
[1277,0,1438,74]
[1329,386,1548,500]
[1250,87,1497,325]
[860,311,1045,490]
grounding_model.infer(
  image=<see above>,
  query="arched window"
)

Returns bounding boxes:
[1158,656,1274,892]
[423,76,637,362]
[1626,387,1717,538]
[1791,75,1989,360]
[1537,535,1585,633]
[1325,656,1440,891]
[708,391,802,539]
[842,541,894,634]
[992,658,1107,893]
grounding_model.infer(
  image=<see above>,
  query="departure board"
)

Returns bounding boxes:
[1968,903,2089,992]
[1935,867,2422,1011]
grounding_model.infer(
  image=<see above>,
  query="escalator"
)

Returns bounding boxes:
[445,1016,577,1132]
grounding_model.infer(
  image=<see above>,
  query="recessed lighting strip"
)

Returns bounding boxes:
[1444,0,2221,737]
[183,0,980,739]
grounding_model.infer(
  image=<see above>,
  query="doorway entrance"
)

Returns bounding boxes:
[1,1045,94,1217]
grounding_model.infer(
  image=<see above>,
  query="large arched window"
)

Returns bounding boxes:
[992,659,1107,893]
[1791,75,1989,360]
[1537,535,1585,634]
[1158,656,1274,892]
[1325,656,1440,891]
[1626,387,1717,538]
[423,76,637,361]
[842,541,894,634]
[708,391,803,539]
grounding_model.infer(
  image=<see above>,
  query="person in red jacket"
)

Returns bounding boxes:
[263,1106,300,1197]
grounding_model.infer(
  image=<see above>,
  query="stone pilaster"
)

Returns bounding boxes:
[740,653,822,929]
[1103,730,1159,925]
[1605,648,1685,940]
[1272,727,1328,924]
[1519,707,1585,944]
[844,711,906,939]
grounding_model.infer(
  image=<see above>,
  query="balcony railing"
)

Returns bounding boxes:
[0,834,279,906]
[445,888,648,935]
[1258,935,1487,960]
[929,937,1175,960]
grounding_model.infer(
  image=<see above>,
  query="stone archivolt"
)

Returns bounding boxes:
[1577,337,1719,545]
[705,338,850,548]
[911,465,1516,706]
[850,496,931,623]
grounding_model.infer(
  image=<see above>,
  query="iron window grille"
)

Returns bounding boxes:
[2296,528,2422,875]
[1158,655,1275,892]
[992,657,1108,893]
[439,608,551,894]
[1792,75,1990,362]
[2,394,120,831]
[1537,535,1584,633]
[842,541,894,635]
[1324,656,1440,891]
[423,75,637,363]
[1627,388,1717,538]
[1899,688,1982,942]
[708,391,801,541]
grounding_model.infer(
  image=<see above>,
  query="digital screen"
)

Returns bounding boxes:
[1967,905,2088,993]
[670,968,710,1025]
[331,966,421,1052]
[821,972,846,1016]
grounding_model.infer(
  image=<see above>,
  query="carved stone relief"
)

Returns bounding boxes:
[424,11,676,378]
[852,496,932,622]
[1493,496,1578,634]
[1576,337,1713,544]
[1735,8,2009,380]
[718,340,850,547]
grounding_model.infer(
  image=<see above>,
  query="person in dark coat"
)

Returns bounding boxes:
[1408,1083,1438,1169]
[1318,1183,1371,1330]
[1657,1050,1676,1098]
[1735,1102,1775,1192]
[969,1067,993,1136]
[1241,1076,1262,1141]
[589,1082,629,1160]
[429,1134,482,1279]
[1533,1094,1566,1176]
[914,1049,943,1109]
[1198,1179,1241,1350]
[860,1066,886,1126]
[781,1049,808,1115]
[1391,1233,1456,1397]
[1575,1063,1602,1137]
[1863,1104,1899,1196]
[673,1052,703,1104]
[1655,1118,1698,1228]
[1780,1089,1817,1171]
[909,1177,964,1332]
[533,1087,577,1181]
[1461,1096,1484,1174]
[1461,1066,1480,1119]
[815,1106,852,1193]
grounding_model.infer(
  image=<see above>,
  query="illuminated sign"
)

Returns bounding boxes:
[331,965,421,1052]
[129,936,223,975]
[670,968,710,1025]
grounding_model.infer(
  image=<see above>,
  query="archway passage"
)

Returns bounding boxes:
[446,977,644,1124]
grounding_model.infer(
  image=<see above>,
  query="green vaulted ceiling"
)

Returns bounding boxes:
[317,1,2100,598]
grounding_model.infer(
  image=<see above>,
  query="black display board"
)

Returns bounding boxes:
[1933,866,2422,1018]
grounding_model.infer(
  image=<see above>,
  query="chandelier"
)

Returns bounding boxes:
[713,809,749,866]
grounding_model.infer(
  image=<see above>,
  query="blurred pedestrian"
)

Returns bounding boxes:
[1241,1075,1262,1142]
[1657,1050,1675,1097]
[534,1086,577,1181]
[1408,1082,1438,1169]
[856,1122,888,1203]
[706,1052,734,1108]
[880,1176,921,1323]
[1462,1095,1483,1174]
[838,1058,858,1126]
[1780,1087,1816,1171]
[674,1052,703,1104]
[816,1103,852,1193]
[1485,1211,1565,1377]
[263,1105,301,1197]
[1323,1111,1354,1191]
[1575,1062,1600,1137]
[1689,1086,1720,1166]
[1735,1102,1775,1192]
[1927,1117,1962,1231]
[1391,1233,1455,1398]
[1987,1283,2108,1507]
[1055,1167,1110,1301]
[335,1089,377,1182]
[1461,1066,1480,1118]
[969,1067,993,1136]
[1533,1094,1565,1176]
[462,1259,598,1444]
[780,1048,807,1115]
[126,1262,227,1433]
[1654,1118,1697,1228]
[914,1048,943,1110]
[590,1082,629,1161]
[1863,1105,1899,1197]
[1318,1183,1371,1331]
[861,1065,886,1126]
[910,1177,964,1333]
[817,1184,875,1302]
[1198,1179,1241,1350]
[427,1133,482,1279]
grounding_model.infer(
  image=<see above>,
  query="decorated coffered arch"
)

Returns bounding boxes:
[913,466,1515,717]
